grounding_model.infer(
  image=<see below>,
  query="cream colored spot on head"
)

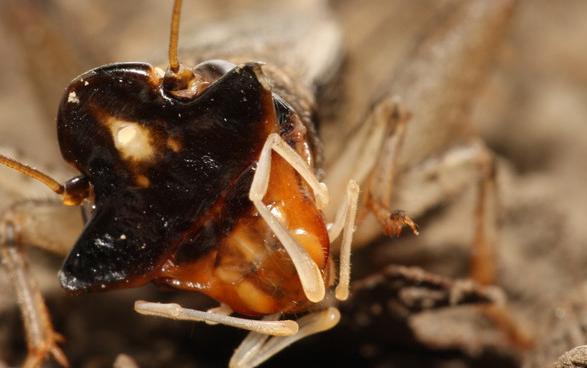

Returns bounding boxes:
[107,119,155,162]
[68,91,80,104]
[117,125,137,145]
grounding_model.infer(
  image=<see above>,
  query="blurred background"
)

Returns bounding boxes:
[0,0,586,367]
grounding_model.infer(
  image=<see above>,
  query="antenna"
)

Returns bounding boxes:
[168,0,183,74]
[0,154,64,195]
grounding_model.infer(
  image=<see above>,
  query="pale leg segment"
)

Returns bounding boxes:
[134,301,298,336]
[230,308,340,368]
[204,303,233,325]
[229,314,279,368]
[251,133,329,210]
[326,99,402,191]
[249,133,328,303]
[324,98,418,243]
[327,180,360,301]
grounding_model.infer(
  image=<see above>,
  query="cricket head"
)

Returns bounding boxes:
[0,0,276,294]
[53,0,279,293]
[55,60,276,293]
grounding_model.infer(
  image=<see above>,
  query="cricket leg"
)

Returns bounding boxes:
[327,180,360,301]
[391,141,532,349]
[0,200,82,367]
[228,313,279,368]
[229,308,340,368]
[134,301,297,336]
[364,116,419,238]
[0,209,69,368]
[469,150,534,349]
[362,98,419,237]
[251,134,361,302]
[204,303,233,325]
[325,97,418,239]
[249,133,328,303]
[469,147,498,287]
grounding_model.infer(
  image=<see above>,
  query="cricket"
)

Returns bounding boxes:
[5,0,578,367]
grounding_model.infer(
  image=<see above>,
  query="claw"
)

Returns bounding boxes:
[384,210,419,237]
[365,197,419,238]
[23,332,69,368]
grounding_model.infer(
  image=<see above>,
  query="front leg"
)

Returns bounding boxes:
[134,301,297,336]
[325,98,418,242]
[327,180,360,301]
[230,308,340,368]
[385,141,532,349]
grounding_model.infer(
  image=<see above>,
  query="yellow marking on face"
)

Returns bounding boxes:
[107,119,155,162]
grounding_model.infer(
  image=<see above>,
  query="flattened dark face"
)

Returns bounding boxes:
[57,61,275,292]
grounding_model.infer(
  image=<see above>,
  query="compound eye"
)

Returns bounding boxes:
[160,60,236,100]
